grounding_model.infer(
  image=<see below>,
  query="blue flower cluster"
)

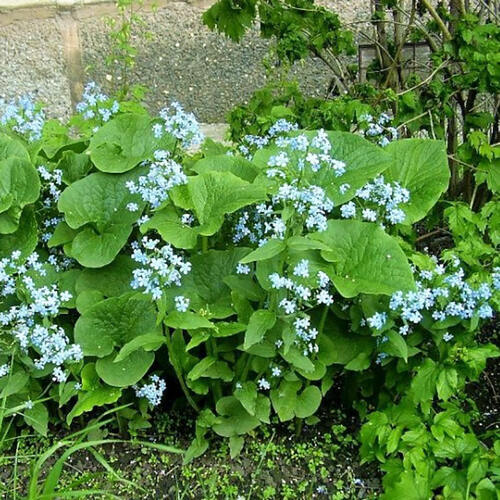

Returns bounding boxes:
[126,150,187,209]
[38,165,64,243]
[340,175,410,226]
[0,94,45,142]
[134,374,166,406]
[130,236,192,300]
[360,113,398,147]
[0,364,9,378]
[155,101,204,149]
[274,183,334,233]
[0,251,83,382]
[76,82,119,125]
[267,260,334,357]
[233,203,286,246]
[367,257,498,340]
[238,119,298,158]
[174,295,190,312]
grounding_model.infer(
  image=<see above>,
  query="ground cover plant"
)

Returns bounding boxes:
[0,0,499,494]
[0,80,498,498]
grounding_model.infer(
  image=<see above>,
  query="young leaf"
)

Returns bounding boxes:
[239,239,286,264]
[243,310,276,350]
[67,387,122,425]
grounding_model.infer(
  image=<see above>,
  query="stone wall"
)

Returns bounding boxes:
[0,0,372,122]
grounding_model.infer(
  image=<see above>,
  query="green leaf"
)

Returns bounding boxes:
[0,206,37,259]
[212,321,246,338]
[187,357,217,381]
[270,380,301,422]
[310,219,414,297]
[58,150,92,185]
[188,171,266,235]
[239,239,286,264]
[48,221,78,248]
[74,293,158,357]
[229,435,245,458]
[243,310,276,350]
[179,248,251,307]
[223,275,264,302]
[385,330,408,361]
[202,361,234,382]
[385,139,450,223]
[23,403,49,436]
[89,113,172,173]
[0,157,40,232]
[0,157,39,209]
[0,371,29,398]
[114,334,165,363]
[140,205,200,249]
[318,320,375,366]
[234,381,258,415]
[295,386,322,419]
[96,350,155,387]
[411,359,439,404]
[164,311,215,330]
[202,0,256,42]
[80,363,100,391]
[344,352,371,371]
[58,170,143,230]
[192,154,259,182]
[58,169,144,267]
[76,255,136,298]
[67,387,122,424]
[0,133,30,161]
[69,223,133,268]
[75,289,104,314]
[212,396,260,437]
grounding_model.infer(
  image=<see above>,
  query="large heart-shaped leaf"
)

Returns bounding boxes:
[76,255,137,298]
[58,169,143,230]
[58,169,144,267]
[69,224,133,268]
[89,113,174,173]
[0,157,40,233]
[0,206,37,258]
[74,292,158,357]
[188,171,266,235]
[384,139,449,223]
[0,133,30,161]
[310,219,414,297]
[96,350,155,387]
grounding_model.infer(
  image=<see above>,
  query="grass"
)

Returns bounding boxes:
[0,407,379,499]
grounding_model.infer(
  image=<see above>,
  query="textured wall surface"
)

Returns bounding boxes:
[0,0,372,122]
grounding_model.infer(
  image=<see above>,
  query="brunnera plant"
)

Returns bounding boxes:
[0,89,498,498]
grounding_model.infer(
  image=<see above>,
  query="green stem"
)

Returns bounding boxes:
[202,236,209,254]
[318,304,329,336]
[164,328,200,413]
[207,337,223,405]
[296,305,329,437]
[240,353,253,382]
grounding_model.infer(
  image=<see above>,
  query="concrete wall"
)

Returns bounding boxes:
[0,0,372,123]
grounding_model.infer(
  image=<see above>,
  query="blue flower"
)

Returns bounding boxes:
[134,375,166,406]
